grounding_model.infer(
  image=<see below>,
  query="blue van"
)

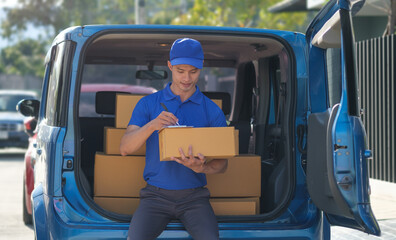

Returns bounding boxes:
[18,0,381,239]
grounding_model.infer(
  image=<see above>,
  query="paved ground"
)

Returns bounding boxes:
[0,149,34,240]
[331,179,396,239]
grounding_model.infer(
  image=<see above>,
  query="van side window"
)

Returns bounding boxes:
[326,48,342,107]
[45,42,73,126]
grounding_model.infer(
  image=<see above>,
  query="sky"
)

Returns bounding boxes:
[0,0,42,48]
[0,0,18,47]
[0,0,18,8]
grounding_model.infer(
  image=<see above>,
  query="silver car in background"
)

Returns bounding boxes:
[0,90,38,148]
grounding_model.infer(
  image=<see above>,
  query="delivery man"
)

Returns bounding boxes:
[120,38,228,240]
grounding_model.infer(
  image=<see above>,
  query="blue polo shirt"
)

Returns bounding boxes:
[128,82,227,190]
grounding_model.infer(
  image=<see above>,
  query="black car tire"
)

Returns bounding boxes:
[22,178,33,225]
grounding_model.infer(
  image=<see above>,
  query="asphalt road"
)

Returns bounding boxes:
[0,148,34,239]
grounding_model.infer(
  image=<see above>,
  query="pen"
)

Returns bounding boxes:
[161,103,180,126]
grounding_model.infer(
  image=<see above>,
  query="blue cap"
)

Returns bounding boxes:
[169,38,204,69]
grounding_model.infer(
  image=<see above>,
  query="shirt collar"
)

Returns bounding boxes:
[163,82,177,101]
[163,82,203,104]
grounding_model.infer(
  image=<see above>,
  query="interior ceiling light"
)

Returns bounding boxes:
[157,43,171,47]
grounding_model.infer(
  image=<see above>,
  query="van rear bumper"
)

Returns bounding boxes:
[35,195,330,240]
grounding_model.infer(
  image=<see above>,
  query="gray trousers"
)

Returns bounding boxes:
[127,184,219,240]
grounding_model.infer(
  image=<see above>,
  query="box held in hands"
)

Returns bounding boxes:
[158,126,238,161]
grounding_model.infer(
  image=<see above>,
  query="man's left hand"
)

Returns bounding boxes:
[171,145,206,173]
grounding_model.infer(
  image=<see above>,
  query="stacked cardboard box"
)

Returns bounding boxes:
[94,153,146,197]
[93,197,141,215]
[114,94,145,128]
[210,197,260,215]
[103,127,145,155]
[113,95,222,129]
[206,155,261,197]
[93,196,260,216]
[207,155,261,215]
[94,93,262,216]
[94,94,148,215]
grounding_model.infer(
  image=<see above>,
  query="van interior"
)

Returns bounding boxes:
[76,32,296,222]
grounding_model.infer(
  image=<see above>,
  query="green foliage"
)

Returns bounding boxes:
[0,0,309,78]
[172,0,308,31]
[90,0,135,25]
[2,0,308,39]
[1,0,134,39]
[148,0,193,25]
[2,0,64,39]
[1,0,189,39]
[0,38,48,78]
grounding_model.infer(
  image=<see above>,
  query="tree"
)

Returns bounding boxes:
[0,0,137,78]
[0,0,309,79]
[2,0,308,39]
[1,0,135,40]
[171,0,308,32]
[0,38,47,78]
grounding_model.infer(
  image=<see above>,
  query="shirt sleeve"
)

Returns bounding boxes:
[128,97,150,127]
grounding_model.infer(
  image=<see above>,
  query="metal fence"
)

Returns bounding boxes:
[0,74,42,91]
[356,34,395,183]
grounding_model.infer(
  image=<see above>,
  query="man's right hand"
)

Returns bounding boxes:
[148,111,179,131]
[120,111,178,156]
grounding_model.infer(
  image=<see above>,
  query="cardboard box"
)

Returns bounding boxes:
[234,129,239,154]
[93,196,259,216]
[115,94,145,128]
[210,197,260,215]
[212,99,222,110]
[158,126,238,161]
[94,197,140,215]
[115,94,222,129]
[206,155,261,197]
[94,153,146,197]
[104,127,145,155]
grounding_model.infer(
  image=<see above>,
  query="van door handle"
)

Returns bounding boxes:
[36,148,42,155]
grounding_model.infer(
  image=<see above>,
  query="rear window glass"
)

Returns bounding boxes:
[79,64,235,117]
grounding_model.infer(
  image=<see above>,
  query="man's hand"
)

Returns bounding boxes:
[120,111,178,156]
[149,111,179,131]
[171,145,228,174]
[171,145,206,173]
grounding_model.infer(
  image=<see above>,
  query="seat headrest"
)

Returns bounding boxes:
[202,91,231,115]
[95,91,129,115]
